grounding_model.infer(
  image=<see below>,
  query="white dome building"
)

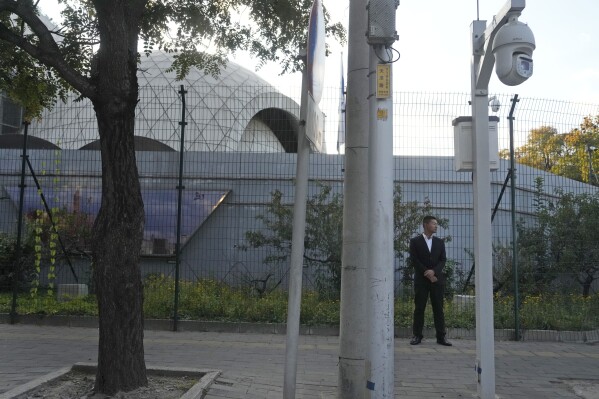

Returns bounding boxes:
[28,51,304,153]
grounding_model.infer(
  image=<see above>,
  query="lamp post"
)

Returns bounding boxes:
[587,145,596,185]
[469,1,535,398]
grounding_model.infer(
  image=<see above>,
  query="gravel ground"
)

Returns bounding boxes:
[563,380,599,399]
[14,370,197,399]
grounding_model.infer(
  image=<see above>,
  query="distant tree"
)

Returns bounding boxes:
[554,115,599,184]
[0,0,344,394]
[493,178,555,296]
[242,184,451,298]
[515,177,599,297]
[499,126,563,172]
[242,184,343,298]
[502,116,599,185]
[544,189,599,296]
[516,177,556,292]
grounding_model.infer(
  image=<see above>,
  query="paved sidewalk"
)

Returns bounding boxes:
[1,324,599,398]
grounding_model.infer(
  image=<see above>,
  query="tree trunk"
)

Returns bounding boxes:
[89,0,148,394]
[91,100,147,394]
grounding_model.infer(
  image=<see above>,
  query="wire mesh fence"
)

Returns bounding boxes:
[1,84,598,336]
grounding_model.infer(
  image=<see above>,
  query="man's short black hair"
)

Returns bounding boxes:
[422,215,437,226]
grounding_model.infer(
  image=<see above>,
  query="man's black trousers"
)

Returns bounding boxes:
[412,280,446,340]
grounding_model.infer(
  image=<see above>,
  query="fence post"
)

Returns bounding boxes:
[173,85,188,332]
[10,121,30,324]
[508,94,520,340]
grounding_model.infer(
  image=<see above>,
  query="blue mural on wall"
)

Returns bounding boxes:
[4,186,229,255]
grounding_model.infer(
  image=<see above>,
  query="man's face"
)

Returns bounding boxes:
[424,219,438,235]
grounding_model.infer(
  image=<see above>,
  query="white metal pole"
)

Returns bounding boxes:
[338,0,370,396]
[283,61,310,399]
[366,46,395,399]
[470,20,497,399]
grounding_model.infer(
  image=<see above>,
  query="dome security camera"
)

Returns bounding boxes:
[492,16,536,86]
[489,96,501,112]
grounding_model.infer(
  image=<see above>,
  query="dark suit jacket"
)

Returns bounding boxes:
[409,234,447,284]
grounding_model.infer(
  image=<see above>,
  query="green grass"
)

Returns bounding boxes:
[1,276,598,331]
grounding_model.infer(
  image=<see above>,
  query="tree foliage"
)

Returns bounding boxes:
[242,184,452,298]
[0,0,345,118]
[242,184,343,298]
[499,126,562,172]
[543,189,599,296]
[502,116,599,185]
[496,177,599,297]
[0,232,35,291]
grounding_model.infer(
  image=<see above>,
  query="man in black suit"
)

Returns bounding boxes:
[409,215,452,346]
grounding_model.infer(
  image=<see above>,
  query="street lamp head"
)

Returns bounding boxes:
[492,16,536,86]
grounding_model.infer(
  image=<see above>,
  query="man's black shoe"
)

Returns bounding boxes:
[437,338,452,346]
[410,336,422,345]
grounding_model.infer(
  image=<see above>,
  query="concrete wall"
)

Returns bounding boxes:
[1,149,596,291]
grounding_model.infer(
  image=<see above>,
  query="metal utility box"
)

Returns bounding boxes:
[367,0,399,46]
[452,116,500,172]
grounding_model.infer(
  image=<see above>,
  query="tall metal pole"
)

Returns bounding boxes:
[283,55,310,399]
[508,94,520,340]
[173,85,187,332]
[471,20,496,399]
[469,1,531,395]
[338,0,370,396]
[366,46,395,399]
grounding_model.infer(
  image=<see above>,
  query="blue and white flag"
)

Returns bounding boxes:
[337,54,346,154]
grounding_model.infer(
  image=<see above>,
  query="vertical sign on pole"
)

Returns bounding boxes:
[283,1,325,398]
[305,0,325,152]
[376,64,391,98]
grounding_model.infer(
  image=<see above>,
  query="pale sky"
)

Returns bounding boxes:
[236,0,599,153]
[36,0,599,154]
[392,0,599,104]
[38,0,599,103]
[258,0,599,105]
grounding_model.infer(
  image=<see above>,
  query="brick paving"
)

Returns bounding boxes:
[1,323,598,398]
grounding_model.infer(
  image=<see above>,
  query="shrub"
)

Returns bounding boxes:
[0,233,35,292]
[1,276,597,332]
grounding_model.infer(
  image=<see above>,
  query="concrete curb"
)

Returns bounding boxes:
[0,314,342,336]
[2,313,598,342]
[0,362,221,399]
[0,366,72,399]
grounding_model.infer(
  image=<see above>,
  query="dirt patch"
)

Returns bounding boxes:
[14,370,197,399]
[563,380,599,399]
